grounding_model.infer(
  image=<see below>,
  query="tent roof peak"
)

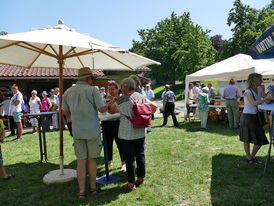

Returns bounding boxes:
[58,19,64,25]
[38,19,76,32]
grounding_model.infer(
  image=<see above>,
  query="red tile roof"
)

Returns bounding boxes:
[0,64,104,80]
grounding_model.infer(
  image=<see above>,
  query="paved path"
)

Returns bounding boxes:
[153,100,185,118]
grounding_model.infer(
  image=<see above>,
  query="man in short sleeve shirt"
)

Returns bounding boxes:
[62,67,107,196]
[223,79,240,129]
[208,83,216,105]
[162,84,179,126]
[8,84,23,141]
[145,84,155,120]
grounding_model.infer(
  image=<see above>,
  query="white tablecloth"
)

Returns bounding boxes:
[208,105,244,109]
[258,103,274,111]
[99,113,120,121]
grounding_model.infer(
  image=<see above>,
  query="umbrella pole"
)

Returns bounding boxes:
[58,45,64,175]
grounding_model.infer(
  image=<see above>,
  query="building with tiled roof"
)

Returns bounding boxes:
[0,64,152,101]
[0,64,105,99]
[0,64,104,80]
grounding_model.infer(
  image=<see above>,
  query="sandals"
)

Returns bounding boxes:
[246,158,254,164]
[135,179,145,187]
[253,157,262,164]
[77,193,86,200]
[3,174,15,180]
[90,187,100,195]
[246,157,262,165]
[122,183,136,191]
[77,187,100,199]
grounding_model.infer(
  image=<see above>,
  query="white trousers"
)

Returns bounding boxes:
[199,110,208,129]
[30,111,40,127]
[52,113,58,129]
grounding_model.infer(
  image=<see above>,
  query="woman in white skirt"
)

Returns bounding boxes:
[29,90,41,134]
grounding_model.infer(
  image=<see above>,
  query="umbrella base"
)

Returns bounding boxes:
[43,169,76,184]
[96,174,120,185]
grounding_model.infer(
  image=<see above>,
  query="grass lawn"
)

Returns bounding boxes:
[0,117,274,206]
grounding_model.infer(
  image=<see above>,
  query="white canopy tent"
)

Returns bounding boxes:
[186,53,274,82]
[184,53,274,113]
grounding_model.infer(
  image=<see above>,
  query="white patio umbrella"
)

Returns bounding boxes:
[0,20,160,182]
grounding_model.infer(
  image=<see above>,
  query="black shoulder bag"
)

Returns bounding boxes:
[250,90,266,126]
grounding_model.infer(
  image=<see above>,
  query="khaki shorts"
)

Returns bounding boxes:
[74,137,102,160]
[13,112,22,122]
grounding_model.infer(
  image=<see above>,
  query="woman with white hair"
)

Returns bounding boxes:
[29,90,41,134]
[108,78,157,191]
[197,87,209,129]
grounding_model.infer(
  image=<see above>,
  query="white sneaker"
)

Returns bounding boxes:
[193,114,199,118]
[121,164,126,171]
[14,137,23,141]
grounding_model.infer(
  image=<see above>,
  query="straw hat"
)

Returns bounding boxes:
[77,67,96,79]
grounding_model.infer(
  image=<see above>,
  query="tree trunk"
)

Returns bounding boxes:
[172,79,176,90]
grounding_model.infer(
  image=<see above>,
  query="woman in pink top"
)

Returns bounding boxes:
[41,91,52,132]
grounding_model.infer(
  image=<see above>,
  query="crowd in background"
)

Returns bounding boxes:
[0,86,64,141]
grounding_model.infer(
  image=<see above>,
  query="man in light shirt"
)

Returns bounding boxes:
[208,83,216,105]
[62,67,107,198]
[145,84,155,120]
[192,83,201,117]
[8,84,23,141]
[223,79,240,129]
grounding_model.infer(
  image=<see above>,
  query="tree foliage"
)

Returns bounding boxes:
[218,0,273,59]
[130,12,216,86]
[0,30,8,36]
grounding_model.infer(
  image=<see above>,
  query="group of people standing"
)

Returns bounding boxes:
[186,73,274,165]
[28,88,62,133]
[5,85,64,141]
[62,67,157,198]
[186,82,216,129]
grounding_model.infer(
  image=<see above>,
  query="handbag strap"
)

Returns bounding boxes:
[129,94,144,104]
[126,94,142,122]
[250,89,259,112]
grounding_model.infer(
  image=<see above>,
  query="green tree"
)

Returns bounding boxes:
[130,12,216,87]
[0,30,8,36]
[219,0,273,59]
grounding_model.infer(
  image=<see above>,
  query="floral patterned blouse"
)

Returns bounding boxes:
[197,93,209,111]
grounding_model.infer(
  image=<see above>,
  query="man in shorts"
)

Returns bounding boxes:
[8,84,23,141]
[62,67,107,198]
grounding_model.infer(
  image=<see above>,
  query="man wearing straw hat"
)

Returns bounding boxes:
[62,67,107,198]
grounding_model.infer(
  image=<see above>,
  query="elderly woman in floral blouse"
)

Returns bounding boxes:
[197,87,209,129]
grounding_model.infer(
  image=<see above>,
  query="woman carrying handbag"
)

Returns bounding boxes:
[240,73,268,164]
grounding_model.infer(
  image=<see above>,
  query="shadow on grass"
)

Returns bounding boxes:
[211,154,274,205]
[0,160,127,206]
[182,121,245,136]
[151,119,240,136]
